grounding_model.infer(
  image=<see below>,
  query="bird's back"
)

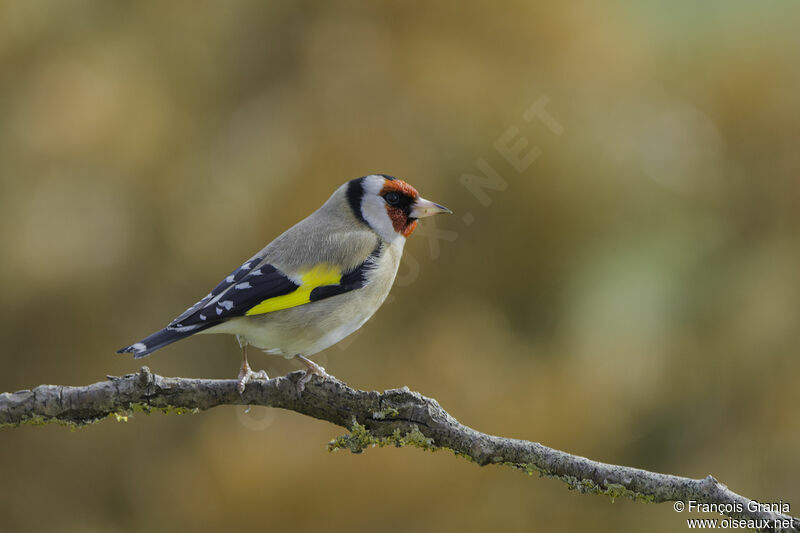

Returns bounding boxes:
[259,184,381,274]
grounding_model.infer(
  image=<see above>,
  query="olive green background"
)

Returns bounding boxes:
[1,2,799,532]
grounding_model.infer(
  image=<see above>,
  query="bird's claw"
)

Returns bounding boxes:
[237,361,269,395]
[296,359,332,393]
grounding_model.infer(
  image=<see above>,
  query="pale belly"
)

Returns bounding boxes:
[202,242,401,358]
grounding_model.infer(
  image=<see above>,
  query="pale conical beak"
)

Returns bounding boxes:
[410,197,452,218]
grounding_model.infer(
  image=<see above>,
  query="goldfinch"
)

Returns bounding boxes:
[118,175,451,391]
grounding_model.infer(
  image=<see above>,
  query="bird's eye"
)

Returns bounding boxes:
[384,192,401,206]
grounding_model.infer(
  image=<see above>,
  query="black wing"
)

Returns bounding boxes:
[169,242,383,327]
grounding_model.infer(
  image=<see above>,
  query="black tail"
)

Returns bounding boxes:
[116,323,217,358]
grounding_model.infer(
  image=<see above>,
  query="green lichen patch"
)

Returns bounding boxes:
[329,422,436,454]
[565,476,655,504]
[602,482,655,504]
[506,461,547,477]
[108,403,199,426]
[1,403,199,431]
[450,449,477,464]
[371,407,399,420]
[0,414,92,431]
[126,403,199,417]
[502,462,655,504]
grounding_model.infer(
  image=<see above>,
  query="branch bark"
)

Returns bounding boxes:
[1,367,796,532]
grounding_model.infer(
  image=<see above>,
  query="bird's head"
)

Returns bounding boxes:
[345,174,451,242]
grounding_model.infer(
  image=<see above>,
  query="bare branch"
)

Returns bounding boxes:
[1,367,796,532]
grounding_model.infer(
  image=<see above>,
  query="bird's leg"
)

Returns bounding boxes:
[294,354,333,392]
[237,344,269,394]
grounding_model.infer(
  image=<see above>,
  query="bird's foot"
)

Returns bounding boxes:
[237,359,269,394]
[295,354,333,392]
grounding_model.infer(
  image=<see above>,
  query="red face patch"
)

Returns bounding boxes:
[401,219,418,236]
[380,179,420,237]
[386,208,418,236]
[380,179,419,199]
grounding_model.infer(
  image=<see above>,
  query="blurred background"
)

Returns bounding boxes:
[1,1,799,531]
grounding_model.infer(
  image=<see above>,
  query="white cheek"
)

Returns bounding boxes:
[362,198,401,242]
[360,175,408,243]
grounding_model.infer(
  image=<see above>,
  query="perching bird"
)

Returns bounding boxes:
[118,175,451,391]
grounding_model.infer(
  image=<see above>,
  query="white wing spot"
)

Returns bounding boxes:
[173,324,201,333]
[199,314,207,321]
[204,291,226,309]
[216,307,223,315]
[251,268,262,276]
[235,282,252,290]
[132,342,147,352]
[220,300,234,310]
[226,275,235,283]
[241,262,251,270]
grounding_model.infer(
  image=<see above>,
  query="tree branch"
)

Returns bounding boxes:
[1,367,796,532]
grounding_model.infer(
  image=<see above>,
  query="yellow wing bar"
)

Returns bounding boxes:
[245,264,342,316]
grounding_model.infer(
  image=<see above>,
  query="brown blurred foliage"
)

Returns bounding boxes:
[1,2,799,532]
